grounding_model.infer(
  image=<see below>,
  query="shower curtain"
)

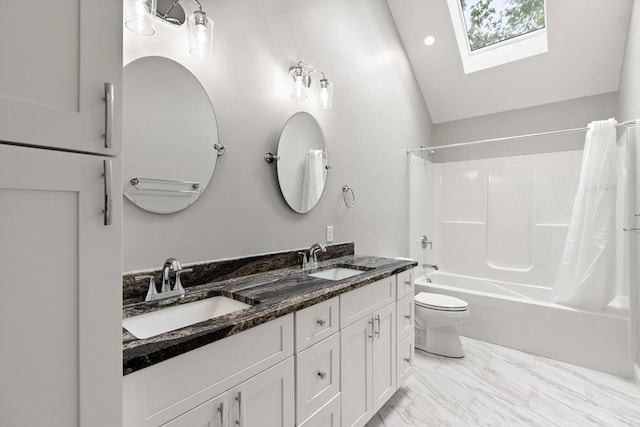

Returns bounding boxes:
[552,119,619,309]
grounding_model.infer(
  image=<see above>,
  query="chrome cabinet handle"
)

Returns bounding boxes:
[103,83,114,148]
[368,318,374,339]
[404,314,411,320]
[404,280,411,287]
[103,160,112,226]
[235,392,242,426]
[375,314,381,338]
[317,319,326,327]
[317,371,327,380]
[404,357,411,363]
[217,401,224,426]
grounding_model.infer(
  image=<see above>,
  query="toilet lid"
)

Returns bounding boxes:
[415,292,468,311]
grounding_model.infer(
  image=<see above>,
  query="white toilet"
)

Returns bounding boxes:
[414,292,470,358]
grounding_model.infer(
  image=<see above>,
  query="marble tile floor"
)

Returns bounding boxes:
[366,337,640,427]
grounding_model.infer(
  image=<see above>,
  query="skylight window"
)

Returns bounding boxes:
[447,0,548,74]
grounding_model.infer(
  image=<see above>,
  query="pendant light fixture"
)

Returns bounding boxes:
[125,0,214,58]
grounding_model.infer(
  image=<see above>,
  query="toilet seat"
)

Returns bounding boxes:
[415,292,468,312]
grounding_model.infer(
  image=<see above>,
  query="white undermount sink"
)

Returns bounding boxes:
[308,267,366,281]
[123,296,251,339]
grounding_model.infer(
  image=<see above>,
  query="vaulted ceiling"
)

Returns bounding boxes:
[387,0,633,123]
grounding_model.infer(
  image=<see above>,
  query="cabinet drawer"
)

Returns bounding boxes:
[161,392,226,427]
[340,278,395,328]
[397,333,414,388]
[298,393,341,427]
[295,297,339,352]
[295,333,340,424]
[396,268,415,300]
[396,293,414,342]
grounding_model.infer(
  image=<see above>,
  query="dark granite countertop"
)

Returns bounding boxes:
[122,244,417,375]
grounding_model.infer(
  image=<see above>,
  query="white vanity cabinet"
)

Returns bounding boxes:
[0,145,123,427]
[124,268,416,427]
[0,0,122,155]
[340,278,397,427]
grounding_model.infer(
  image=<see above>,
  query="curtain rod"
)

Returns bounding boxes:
[406,119,638,156]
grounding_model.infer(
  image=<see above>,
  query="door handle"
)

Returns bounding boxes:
[217,401,224,426]
[375,314,381,338]
[368,318,374,340]
[103,82,114,148]
[103,160,112,226]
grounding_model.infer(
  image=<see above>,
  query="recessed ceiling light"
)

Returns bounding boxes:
[423,35,436,46]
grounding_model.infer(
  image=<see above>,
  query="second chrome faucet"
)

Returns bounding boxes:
[299,243,327,270]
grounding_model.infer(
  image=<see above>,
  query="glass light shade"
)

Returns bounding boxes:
[188,10,214,58]
[290,66,308,100]
[125,0,157,36]
[319,79,333,109]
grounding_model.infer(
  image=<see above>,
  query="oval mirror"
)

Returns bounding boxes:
[276,112,328,213]
[123,56,220,214]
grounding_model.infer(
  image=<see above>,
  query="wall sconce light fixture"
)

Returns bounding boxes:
[125,0,214,58]
[289,61,333,109]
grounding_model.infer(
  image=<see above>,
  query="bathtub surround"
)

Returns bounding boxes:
[553,119,619,309]
[366,336,640,427]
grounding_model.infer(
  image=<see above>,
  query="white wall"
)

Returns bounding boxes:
[122,0,433,272]
[431,92,617,162]
[617,0,640,371]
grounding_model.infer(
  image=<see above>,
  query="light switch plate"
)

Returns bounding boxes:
[326,225,334,243]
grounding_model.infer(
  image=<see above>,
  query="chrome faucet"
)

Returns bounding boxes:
[308,243,327,268]
[423,263,439,271]
[136,258,192,303]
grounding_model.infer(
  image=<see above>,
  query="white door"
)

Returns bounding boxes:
[228,357,295,427]
[0,144,122,427]
[372,303,396,413]
[340,315,373,427]
[162,393,228,427]
[0,0,122,155]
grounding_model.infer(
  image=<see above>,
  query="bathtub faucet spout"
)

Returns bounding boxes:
[423,263,439,271]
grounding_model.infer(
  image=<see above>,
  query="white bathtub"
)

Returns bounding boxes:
[415,271,631,377]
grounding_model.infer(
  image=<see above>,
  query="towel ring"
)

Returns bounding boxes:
[342,185,355,208]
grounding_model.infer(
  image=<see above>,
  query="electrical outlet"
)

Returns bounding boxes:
[326,225,334,243]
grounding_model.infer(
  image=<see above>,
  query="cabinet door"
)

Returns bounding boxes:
[0,144,122,427]
[372,303,396,414]
[397,333,415,389]
[228,357,295,427]
[340,316,373,427]
[0,0,122,155]
[163,393,227,427]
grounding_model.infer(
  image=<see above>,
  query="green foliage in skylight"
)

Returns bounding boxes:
[460,0,545,51]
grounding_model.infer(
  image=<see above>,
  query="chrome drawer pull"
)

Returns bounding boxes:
[404,280,411,286]
[217,401,224,425]
[103,160,112,226]
[404,357,411,363]
[375,314,381,338]
[103,82,114,148]
[235,392,242,426]
[317,319,326,327]
[404,314,411,320]
[317,371,327,380]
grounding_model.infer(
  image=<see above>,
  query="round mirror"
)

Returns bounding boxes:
[123,56,219,214]
[276,112,328,213]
